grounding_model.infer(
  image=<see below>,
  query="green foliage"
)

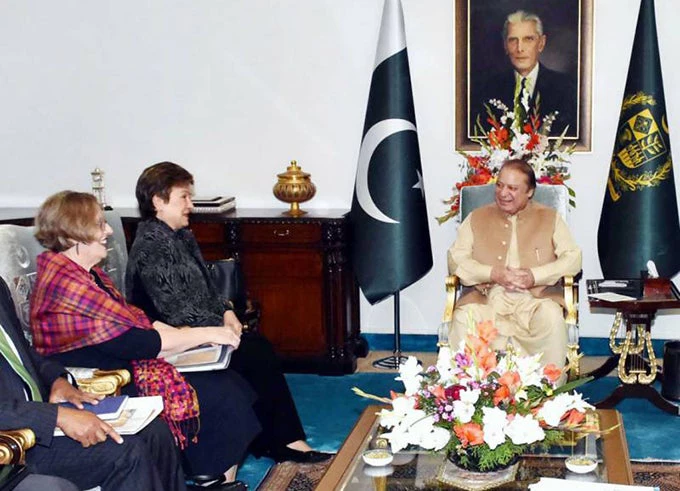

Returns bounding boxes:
[449,441,526,472]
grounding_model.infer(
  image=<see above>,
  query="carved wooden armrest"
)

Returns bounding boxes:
[0,428,36,465]
[71,368,131,396]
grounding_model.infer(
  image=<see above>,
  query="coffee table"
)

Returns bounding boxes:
[317,405,633,489]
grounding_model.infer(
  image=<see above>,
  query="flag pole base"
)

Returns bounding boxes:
[372,354,419,370]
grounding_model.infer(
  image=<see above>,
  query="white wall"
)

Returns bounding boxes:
[2,0,679,339]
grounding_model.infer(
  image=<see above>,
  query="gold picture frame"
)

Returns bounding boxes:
[454,0,593,152]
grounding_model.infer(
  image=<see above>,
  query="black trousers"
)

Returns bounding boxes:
[230,332,306,457]
[181,368,260,476]
[14,474,78,491]
[26,418,186,491]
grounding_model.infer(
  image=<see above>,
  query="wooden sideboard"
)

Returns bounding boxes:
[125,208,367,375]
[0,207,367,374]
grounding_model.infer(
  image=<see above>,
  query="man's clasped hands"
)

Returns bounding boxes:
[488,266,536,293]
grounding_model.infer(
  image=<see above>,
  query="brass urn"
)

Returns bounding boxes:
[273,160,316,216]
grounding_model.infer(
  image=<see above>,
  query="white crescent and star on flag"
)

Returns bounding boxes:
[355,118,423,224]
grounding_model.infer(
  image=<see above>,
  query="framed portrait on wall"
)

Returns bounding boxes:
[454,0,593,151]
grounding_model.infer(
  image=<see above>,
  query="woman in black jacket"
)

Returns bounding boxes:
[126,161,331,465]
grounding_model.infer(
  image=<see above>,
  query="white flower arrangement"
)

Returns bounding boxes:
[354,320,594,471]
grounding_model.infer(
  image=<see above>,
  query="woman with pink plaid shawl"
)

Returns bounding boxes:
[30,191,258,491]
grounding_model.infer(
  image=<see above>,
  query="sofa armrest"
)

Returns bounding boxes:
[0,428,35,465]
[69,368,131,396]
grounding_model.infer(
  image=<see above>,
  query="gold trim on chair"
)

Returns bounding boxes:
[76,369,131,396]
[0,428,36,465]
[563,274,583,380]
[442,275,459,324]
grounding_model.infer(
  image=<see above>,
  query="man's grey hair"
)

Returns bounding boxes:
[502,10,544,39]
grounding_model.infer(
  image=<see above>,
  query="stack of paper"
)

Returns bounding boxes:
[164,344,234,372]
[60,395,128,420]
[55,396,163,436]
[191,196,235,214]
[587,292,637,302]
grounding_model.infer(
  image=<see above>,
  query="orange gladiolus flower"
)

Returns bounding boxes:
[493,385,510,405]
[543,364,563,383]
[431,385,446,402]
[563,409,586,427]
[470,169,492,185]
[488,127,509,148]
[454,422,484,447]
[466,155,487,169]
[498,370,520,390]
[476,320,498,344]
[526,132,541,151]
[464,334,486,355]
[487,116,502,130]
[478,349,498,375]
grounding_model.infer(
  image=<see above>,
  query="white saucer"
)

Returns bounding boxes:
[362,449,394,467]
[565,456,598,474]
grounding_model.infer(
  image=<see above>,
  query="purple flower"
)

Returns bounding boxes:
[455,353,471,367]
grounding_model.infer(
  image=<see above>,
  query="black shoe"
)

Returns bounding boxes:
[270,446,334,464]
[186,475,248,490]
[187,481,248,491]
[217,482,248,491]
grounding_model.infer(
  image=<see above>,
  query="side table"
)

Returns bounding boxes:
[586,278,680,415]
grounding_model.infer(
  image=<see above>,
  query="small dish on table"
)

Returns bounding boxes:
[362,449,394,467]
[565,455,598,474]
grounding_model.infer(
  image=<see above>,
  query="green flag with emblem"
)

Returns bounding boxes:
[597,0,680,278]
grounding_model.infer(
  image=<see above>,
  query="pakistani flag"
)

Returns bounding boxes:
[349,0,433,305]
[597,0,680,278]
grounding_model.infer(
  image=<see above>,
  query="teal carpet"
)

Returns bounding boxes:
[237,373,680,488]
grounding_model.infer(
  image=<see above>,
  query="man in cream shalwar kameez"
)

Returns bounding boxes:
[447,160,581,368]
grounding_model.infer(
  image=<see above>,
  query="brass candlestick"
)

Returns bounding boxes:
[273,160,316,216]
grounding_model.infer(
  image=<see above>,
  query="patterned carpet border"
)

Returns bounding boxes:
[257,459,680,490]
[257,460,331,491]
[631,461,680,490]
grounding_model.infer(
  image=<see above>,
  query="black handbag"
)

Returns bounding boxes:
[205,258,259,332]
[206,258,247,313]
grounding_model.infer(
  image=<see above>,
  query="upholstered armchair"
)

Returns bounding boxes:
[0,212,131,396]
[441,184,582,379]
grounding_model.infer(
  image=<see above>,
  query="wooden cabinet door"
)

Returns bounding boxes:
[240,249,326,356]
[237,222,327,357]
